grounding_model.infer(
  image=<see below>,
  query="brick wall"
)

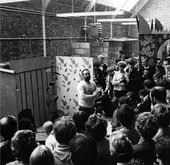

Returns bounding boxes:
[0,1,84,62]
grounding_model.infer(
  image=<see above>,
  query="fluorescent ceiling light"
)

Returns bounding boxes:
[0,0,29,4]
[56,11,124,17]
[98,18,136,22]
[121,22,137,25]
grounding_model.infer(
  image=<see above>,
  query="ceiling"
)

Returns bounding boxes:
[0,0,150,18]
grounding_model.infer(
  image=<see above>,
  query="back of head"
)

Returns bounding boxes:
[155,136,170,165]
[93,62,101,68]
[110,133,133,163]
[119,95,134,108]
[152,105,170,128]
[53,116,76,145]
[138,89,149,97]
[73,111,88,133]
[127,58,135,66]
[11,130,38,163]
[150,86,167,104]
[43,121,54,135]
[70,134,97,165]
[117,104,134,127]
[0,115,17,140]
[135,112,158,139]
[85,114,107,141]
[30,145,55,165]
[143,79,153,89]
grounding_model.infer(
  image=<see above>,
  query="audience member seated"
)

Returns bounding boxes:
[18,109,36,132]
[153,72,164,86]
[70,134,97,165]
[53,116,76,165]
[133,112,159,165]
[72,111,88,134]
[143,79,154,92]
[134,89,151,115]
[110,104,140,145]
[85,114,112,165]
[111,95,135,130]
[43,121,58,152]
[6,130,38,165]
[30,145,55,165]
[110,133,134,165]
[150,86,167,110]
[151,105,170,141]
[0,115,17,165]
[155,136,170,165]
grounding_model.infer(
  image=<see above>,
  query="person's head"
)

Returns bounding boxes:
[117,104,134,128]
[93,62,101,69]
[143,79,153,90]
[106,66,114,76]
[0,115,17,140]
[73,111,88,133]
[166,89,170,104]
[110,133,133,163]
[135,112,158,140]
[150,86,167,105]
[43,121,54,135]
[98,54,104,63]
[70,134,97,165]
[138,89,149,101]
[81,69,91,82]
[119,50,125,60]
[11,130,38,163]
[53,116,76,145]
[30,145,55,165]
[117,61,126,71]
[85,114,107,141]
[127,58,135,69]
[155,136,170,165]
[153,72,163,85]
[152,105,170,128]
[118,95,134,108]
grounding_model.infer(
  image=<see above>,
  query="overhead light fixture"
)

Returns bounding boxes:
[0,0,29,4]
[97,18,136,22]
[56,11,124,17]
[121,22,137,25]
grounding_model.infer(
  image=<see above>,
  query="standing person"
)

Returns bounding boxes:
[97,55,107,78]
[125,58,141,98]
[77,69,102,117]
[93,62,106,90]
[112,61,129,98]
[119,50,126,61]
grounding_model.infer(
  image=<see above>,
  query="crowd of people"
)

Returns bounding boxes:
[1,51,170,165]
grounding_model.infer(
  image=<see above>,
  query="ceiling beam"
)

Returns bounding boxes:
[85,0,98,12]
[131,0,149,17]
[56,11,123,17]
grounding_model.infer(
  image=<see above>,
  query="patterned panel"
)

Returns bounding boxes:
[56,56,93,116]
[139,34,156,57]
